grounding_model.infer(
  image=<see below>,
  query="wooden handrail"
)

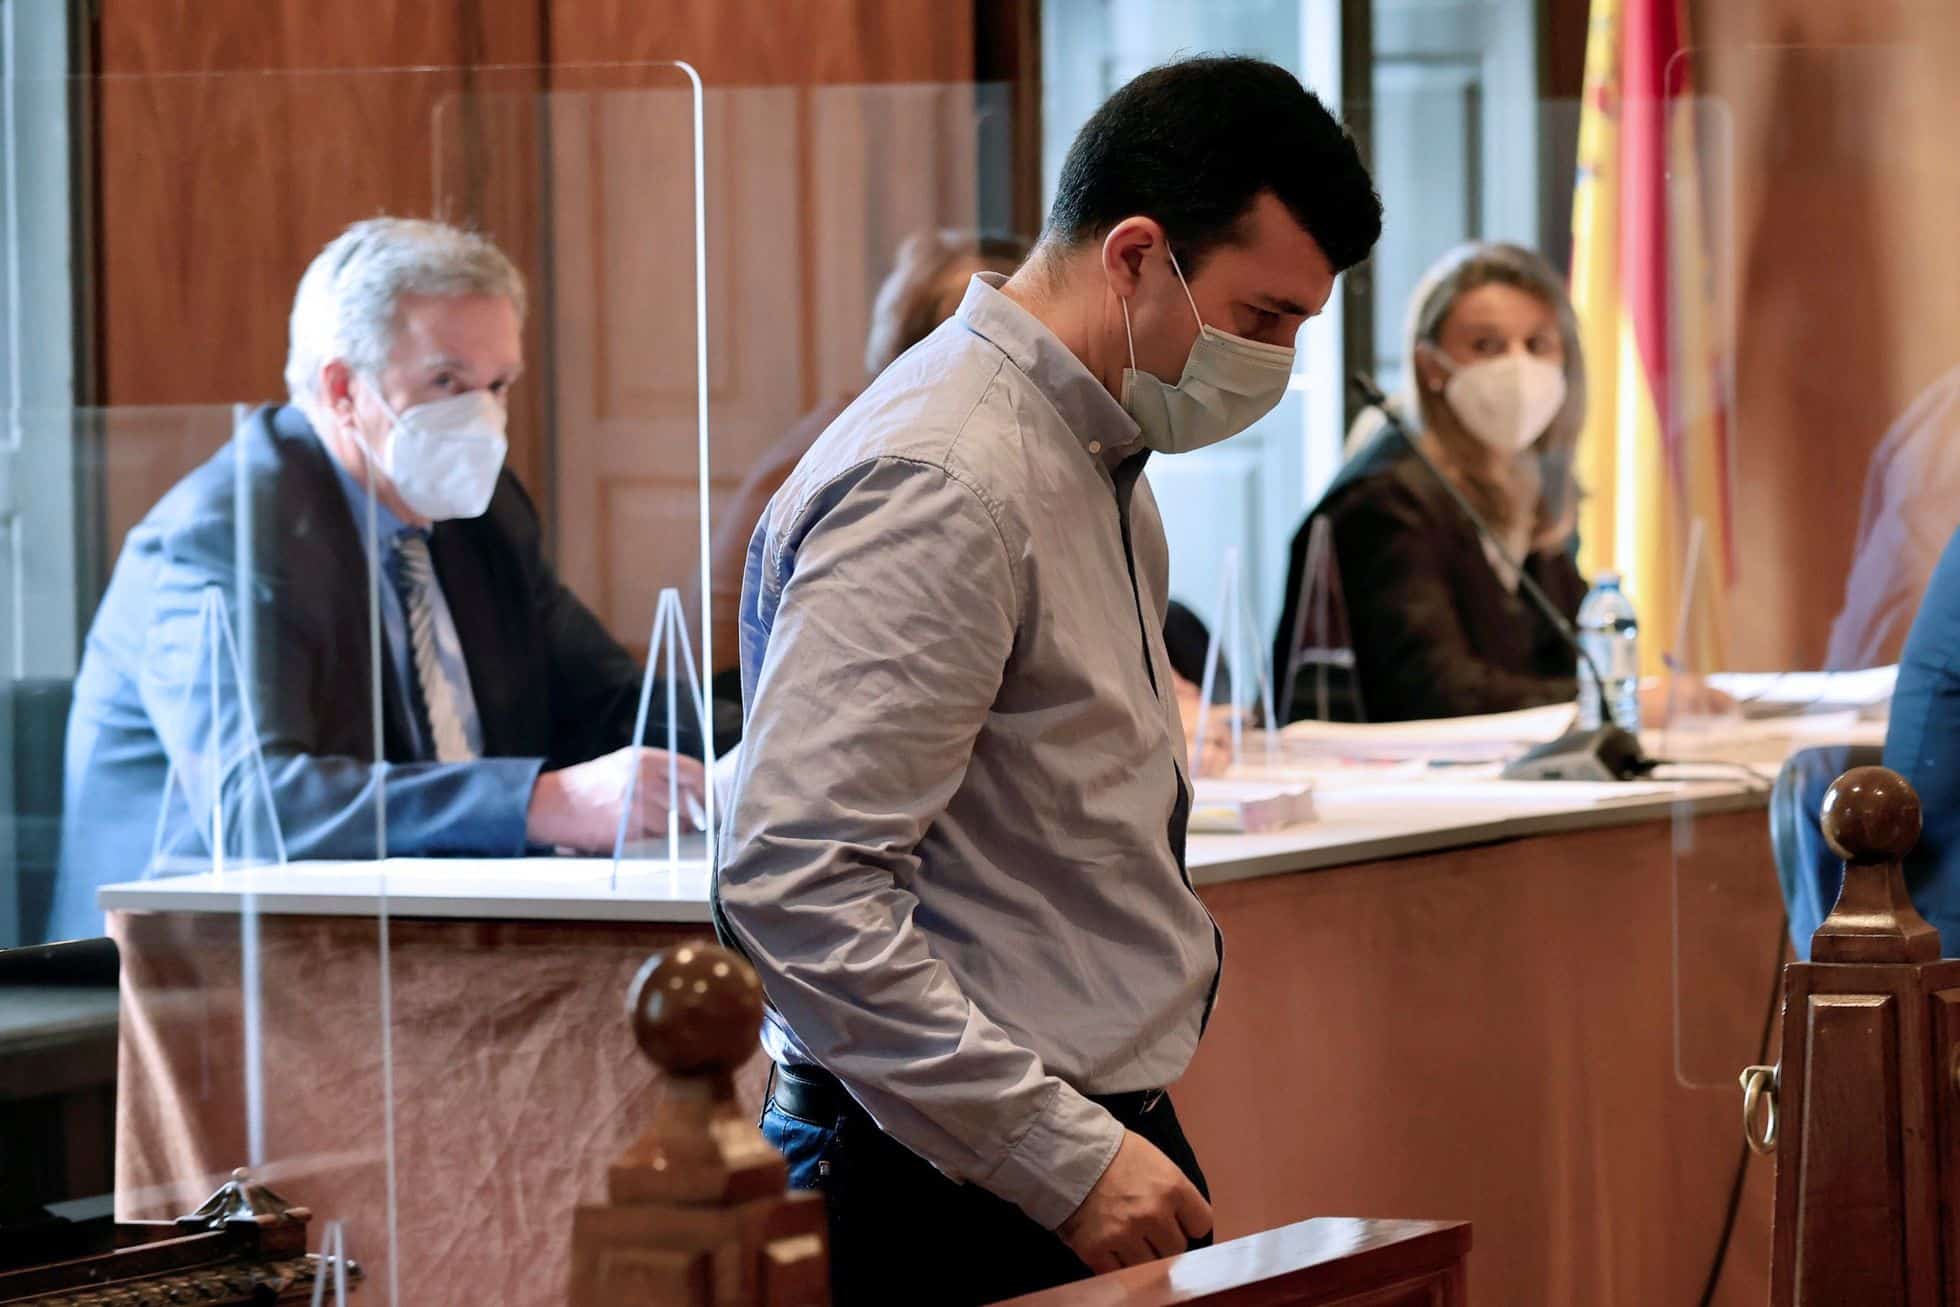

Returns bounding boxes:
[990,1217,1471,1307]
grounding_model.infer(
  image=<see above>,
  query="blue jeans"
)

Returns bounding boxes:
[761,1077,1211,1306]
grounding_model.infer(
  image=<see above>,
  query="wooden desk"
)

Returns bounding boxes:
[100,772,1790,1306]
[1180,805,1781,1307]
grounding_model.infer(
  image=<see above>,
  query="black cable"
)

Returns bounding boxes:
[1695,918,1788,1307]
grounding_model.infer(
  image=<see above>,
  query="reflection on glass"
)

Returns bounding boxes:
[142,584,288,878]
[1825,368,1960,672]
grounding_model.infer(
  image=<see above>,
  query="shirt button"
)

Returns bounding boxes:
[1088,440,1103,454]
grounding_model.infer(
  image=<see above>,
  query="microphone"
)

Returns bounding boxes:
[1349,373,1648,782]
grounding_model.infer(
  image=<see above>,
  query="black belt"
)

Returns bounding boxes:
[770,1062,844,1124]
[769,1062,1167,1128]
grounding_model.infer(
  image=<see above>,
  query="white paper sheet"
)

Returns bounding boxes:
[1274,702,1577,762]
[1707,666,1896,718]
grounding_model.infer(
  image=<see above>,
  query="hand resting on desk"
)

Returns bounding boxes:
[526,746,708,852]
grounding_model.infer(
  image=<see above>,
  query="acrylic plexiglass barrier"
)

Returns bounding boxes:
[0,62,1037,1305]
[0,60,731,1306]
[1655,44,1949,1093]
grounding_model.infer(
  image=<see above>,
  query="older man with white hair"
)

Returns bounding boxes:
[48,217,703,943]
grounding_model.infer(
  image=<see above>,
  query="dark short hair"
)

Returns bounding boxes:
[1047,56,1381,274]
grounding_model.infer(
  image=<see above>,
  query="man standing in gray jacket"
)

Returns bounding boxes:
[715,56,1380,1303]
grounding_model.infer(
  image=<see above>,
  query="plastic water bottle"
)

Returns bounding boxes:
[1575,572,1641,735]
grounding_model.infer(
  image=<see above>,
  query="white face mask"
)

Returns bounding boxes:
[1435,350,1567,455]
[367,382,509,521]
[1119,247,1296,455]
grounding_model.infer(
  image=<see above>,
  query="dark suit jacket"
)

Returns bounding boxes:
[1885,524,1960,954]
[48,404,696,942]
[1271,430,1586,723]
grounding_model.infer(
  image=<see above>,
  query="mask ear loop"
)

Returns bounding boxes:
[1119,296,1139,377]
[353,373,407,492]
[1117,238,1199,380]
[360,372,398,423]
[1166,245,1206,333]
[1418,340,1457,393]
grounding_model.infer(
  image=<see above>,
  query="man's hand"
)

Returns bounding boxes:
[1058,1130,1212,1273]
[526,746,708,852]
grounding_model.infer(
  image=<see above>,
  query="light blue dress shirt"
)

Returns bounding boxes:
[326,449,484,761]
[717,274,1219,1231]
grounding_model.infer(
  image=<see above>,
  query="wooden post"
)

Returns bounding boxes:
[569,944,827,1307]
[1749,765,1960,1305]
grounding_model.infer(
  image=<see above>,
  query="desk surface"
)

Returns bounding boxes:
[96,772,1776,924]
[99,713,1879,924]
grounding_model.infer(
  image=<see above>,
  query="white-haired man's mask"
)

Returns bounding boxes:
[365,380,508,521]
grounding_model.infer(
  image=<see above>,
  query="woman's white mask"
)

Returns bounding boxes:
[1433,349,1567,454]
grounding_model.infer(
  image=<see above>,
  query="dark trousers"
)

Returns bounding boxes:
[761,1068,1211,1306]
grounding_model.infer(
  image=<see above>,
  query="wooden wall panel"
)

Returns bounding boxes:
[545,81,803,651]
[539,2,1033,650]
[545,0,977,86]
[90,0,549,560]
[85,0,1043,653]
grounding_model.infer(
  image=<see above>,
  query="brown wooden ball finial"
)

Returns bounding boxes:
[1813,765,1939,963]
[1821,765,1923,864]
[628,944,765,1078]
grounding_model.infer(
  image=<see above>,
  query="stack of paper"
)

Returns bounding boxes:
[1189,778,1317,834]
[1707,666,1896,720]
[1273,703,1577,765]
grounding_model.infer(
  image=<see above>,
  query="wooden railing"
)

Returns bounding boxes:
[571,943,1470,1306]
[1742,764,1960,1303]
[568,944,827,1307]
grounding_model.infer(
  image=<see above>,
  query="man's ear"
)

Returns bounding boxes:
[1100,217,1166,299]
[320,360,358,428]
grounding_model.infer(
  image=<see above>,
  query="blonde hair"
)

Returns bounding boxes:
[1405,242,1586,551]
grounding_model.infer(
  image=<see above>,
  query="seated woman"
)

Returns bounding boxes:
[1271,242,1589,723]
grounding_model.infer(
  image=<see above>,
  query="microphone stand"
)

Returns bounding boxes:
[1350,373,1648,782]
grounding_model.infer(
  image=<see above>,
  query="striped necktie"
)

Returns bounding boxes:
[392,530,475,762]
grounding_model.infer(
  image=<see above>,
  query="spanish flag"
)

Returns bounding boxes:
[1570,0,1732,675]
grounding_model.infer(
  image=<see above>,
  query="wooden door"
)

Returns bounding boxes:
[538,1,1010,654]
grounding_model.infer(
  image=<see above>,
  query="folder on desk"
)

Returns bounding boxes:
[1189,778,1317,834]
